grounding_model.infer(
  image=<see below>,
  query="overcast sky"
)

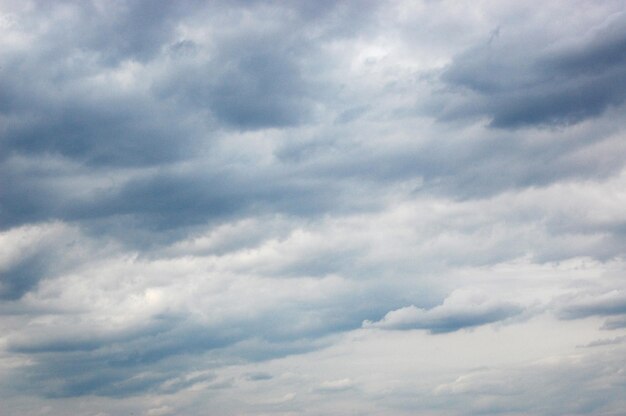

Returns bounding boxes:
[1,1,626,415]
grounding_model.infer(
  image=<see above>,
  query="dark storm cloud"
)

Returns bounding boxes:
[437,13,626,128]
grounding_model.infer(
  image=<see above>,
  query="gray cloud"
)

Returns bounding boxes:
[244,372,273,381]
[437,12,626,128]
[557,290,626,320]
[602,315,626,330]
[364,290,523,333]
[0,223,88,300]
[19,0,196,64]
[578,335,626,348]
[1,1,626,414]
[0,253,49,300]
[7,315,239,398]
[158,45,316,130]
[0,1,209,169]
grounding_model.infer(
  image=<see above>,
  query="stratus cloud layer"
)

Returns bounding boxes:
[1,1,626,415]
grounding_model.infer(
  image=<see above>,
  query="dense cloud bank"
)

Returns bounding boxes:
[1,1,626,415]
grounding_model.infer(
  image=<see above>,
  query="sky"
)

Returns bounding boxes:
[1,1,626,415]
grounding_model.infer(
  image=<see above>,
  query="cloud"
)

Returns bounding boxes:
[557,290,626,320]
[1,1,626,414]
[602,316,626,330]
[432,347,626,415]
[8,315,238,398]
[436,10,626,128]
[578,335,626,348]
[0,222,85,300]
[315,378,354,393]
[0,7,202,168]
[0,251,50,300]
[159,44,316,130]
[363,289,523,333]
[244,372,273,381]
